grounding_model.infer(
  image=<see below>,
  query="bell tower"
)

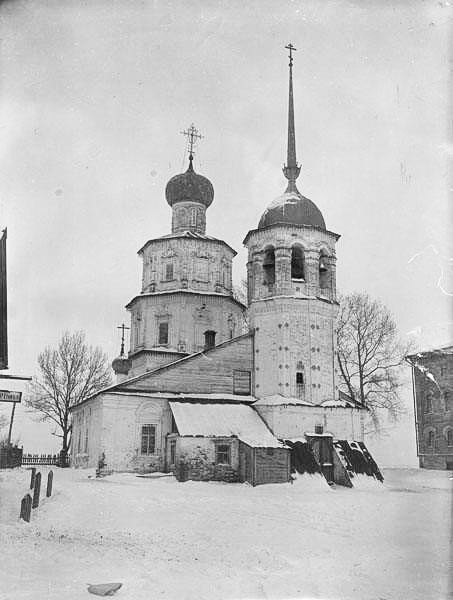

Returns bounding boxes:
[243,44,340,404]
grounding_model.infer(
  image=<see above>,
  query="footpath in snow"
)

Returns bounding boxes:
[0,467,451,600]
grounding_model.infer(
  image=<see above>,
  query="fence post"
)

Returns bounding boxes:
[20,494,32,522]
[46,470,53,497]
[30,467,36,490]
[32,472,41,509]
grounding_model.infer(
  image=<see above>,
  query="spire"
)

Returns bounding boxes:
[282,43,301,193]
[180,123,203,172]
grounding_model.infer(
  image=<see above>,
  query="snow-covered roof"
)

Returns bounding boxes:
[169,402,285,448]
[253,394,314,407]
[110,392,256,404]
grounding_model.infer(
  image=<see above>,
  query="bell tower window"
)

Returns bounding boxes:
[319,253,330,288]
[263,247,275,285]
[296,361,305,398]
[291,245,305,280]
[165,263,174,281]
[158,322,169,346]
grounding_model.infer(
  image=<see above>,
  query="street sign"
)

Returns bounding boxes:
[0,390,22,403]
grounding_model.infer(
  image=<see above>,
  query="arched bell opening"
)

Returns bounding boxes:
[263,246,275,286]
[291,245,305,280]
[319,251,330,289]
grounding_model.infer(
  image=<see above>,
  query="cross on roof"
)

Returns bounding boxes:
[180,123,203,159]
[285,43,297,67]
[117,323,130,356]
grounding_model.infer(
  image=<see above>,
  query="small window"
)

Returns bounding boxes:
[165,263,174,280]
[141,424,156,455]
[204,330,216,350]
[296,372,304,385]
[427,430,435,448]
[263,247,275,285]
[425,393,433,414]
[170,440,176,465]
[158,322,169,345]
[216,444,231,465]
[233,370,251,395]
[291,245,304,279]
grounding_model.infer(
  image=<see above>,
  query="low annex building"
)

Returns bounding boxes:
[71,47,380,487]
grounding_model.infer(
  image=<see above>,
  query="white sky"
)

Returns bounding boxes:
[0,0,451,461]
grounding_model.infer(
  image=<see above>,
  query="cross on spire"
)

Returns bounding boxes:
[180,123,203,170]
[285,42,297,67]
[117,323,130,357]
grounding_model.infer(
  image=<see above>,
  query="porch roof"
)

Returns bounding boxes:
[169,402,285,449]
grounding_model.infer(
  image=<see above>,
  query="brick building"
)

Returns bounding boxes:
[407,346,453,470]
[70,47,379,486]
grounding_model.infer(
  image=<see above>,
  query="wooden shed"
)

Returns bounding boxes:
[239,441,291,486]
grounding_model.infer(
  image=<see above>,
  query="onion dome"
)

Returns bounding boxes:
[258,191,326,230]
[112,355,131,375]
[165,157,214,208]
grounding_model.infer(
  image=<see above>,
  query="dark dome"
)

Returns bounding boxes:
[112,355,132,375]
[165,162,214,208]
[258,191,326,230]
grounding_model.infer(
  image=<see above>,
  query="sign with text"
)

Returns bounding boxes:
[0,390,21,403]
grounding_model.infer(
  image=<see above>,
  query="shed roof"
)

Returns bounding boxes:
[169,402,285,448]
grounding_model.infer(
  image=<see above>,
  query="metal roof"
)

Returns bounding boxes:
[169,402,285,448]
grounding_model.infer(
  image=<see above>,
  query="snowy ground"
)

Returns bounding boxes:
[0,467,451,600]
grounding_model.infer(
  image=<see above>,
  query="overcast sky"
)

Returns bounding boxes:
[0,0,451,461]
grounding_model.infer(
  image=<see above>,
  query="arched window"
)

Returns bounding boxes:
[204,330,216,350]
[427,430,435,448]
[319,252,330,289]
[425,392,433,414]
[291,245,305,280]
[263,246,275,285]
[447,429,453,447]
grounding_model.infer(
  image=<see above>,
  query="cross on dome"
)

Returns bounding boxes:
[180,123,203,170]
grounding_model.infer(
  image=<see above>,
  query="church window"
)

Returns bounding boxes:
[427,430,435,448]
[190,207,197,227]
[215,443,231,465]
[141,424,156,455]
[204,330,216,350]
[263,247,275,285]
[447,430,453,447]
[319,253,330,288]
[291,245,305,279]
[233,370,251,395]
[296,370,305,398]
[165,263,174,281]
[158,322,169,345]
[425,393,433,414]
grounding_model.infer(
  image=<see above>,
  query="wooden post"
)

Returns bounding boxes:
[7,401,16,445]
[30,467,36,490]
[46,470,53,497]
[32,472,41,509]
[20,494,32,522]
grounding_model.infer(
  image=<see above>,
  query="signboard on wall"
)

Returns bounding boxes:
[0,229,7,370]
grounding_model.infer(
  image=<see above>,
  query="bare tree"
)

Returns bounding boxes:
[337,292,410,430]
[27,331,112,459]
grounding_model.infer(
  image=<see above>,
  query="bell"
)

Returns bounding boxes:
[319,258,328,272]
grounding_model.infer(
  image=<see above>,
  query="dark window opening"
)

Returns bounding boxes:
[315,424,324,434]
[425,393,433,414]
[233,370,251,395]
[263,247,275,285]
[291,246,305,279]
[427,430,434,448]
[158,322,169,345]
[216,444,231,465]
[141,424,156,455]
[319,254,330,288]
[165,263,174,280]
[204,330,216,350]
[447,430,453,446]
[296,372,304,385]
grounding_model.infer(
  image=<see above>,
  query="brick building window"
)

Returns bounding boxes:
[158,322,169,345]
[291,245,305,280]
[263,246,275,285]
[165,263,174,281]
[425,393,433,413]
[447,430,453,447]
[141,424,156,455]
[427,430,435,448]
[233,370,251,395]
[216,444,231,465]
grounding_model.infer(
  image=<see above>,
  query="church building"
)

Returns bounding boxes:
[71,46,380,487]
